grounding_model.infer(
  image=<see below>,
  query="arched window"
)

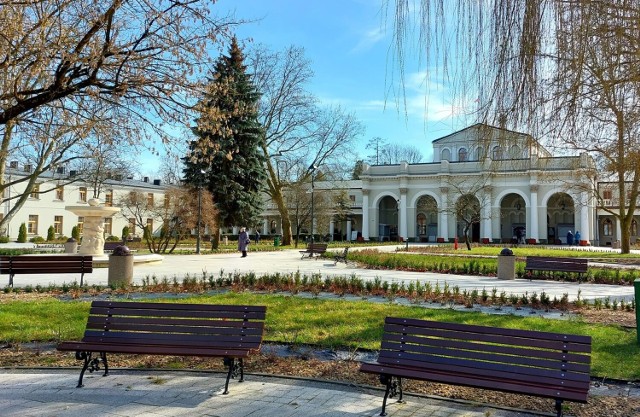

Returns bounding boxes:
[458,147,468,161]
[510,145,521,159]
[417,213,427,235]
[475,146,483,160]
[632,219,638,236]
[492,146,503,160]
[441,148,451,161]
[603,219,613,236]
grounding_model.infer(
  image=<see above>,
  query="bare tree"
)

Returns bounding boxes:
[0,1,238,232]
[247,44,364,245]
[379,143,424,164]
[118,186,217,254]
[388,0,640,252]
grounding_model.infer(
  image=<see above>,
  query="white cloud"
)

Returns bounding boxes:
[351,26,386,53]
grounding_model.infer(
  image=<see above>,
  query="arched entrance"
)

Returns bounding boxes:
[500,193,526,243]
[416,195,438,242]
[378,196,399,241]
[547,193,575,244]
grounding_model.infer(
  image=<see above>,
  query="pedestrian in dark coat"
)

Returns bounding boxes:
[238,227,249,257]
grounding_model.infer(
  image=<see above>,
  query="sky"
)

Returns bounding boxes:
[215,0,476,160]
[145,0,475,175]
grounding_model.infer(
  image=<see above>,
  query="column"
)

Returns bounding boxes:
[329,220,335,242]
[346,220,352,242]
[399,188,408,240]
[580,192,590,243]
[439,187,449,241]
[262,219,268,235]
[530,185,539,241]
[481,187,492,241]
[362,190,370,240]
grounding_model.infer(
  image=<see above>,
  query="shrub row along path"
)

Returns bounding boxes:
[5,244,636,302]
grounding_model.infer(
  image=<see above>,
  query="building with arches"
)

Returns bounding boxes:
[359,124,597,244]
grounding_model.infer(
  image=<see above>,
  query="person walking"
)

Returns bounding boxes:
[238,227,250,258]
[254,230,260,244]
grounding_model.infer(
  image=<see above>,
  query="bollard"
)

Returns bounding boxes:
[635,279,640,345]
[108,245,133,286]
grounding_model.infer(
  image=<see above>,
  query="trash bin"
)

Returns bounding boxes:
[108,245,133,286]
[497,248,515,280]
[274,235,280,247]
[64,238,78,254]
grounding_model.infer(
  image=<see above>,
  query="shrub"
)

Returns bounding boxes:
[47,225,55,241]
[71,225,80,240]
[0,235,9,243]
[122,226,130,241]
[17,223,27,243]
[29,235,45,243]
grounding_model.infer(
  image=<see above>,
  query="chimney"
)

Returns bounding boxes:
[153,179,161,186]
[69,170,77,177]
[9,161,18,169]
[143,177,149,183]
[56,166,66,174]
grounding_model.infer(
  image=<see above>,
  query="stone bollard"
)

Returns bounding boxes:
[64,238,78,254]
[497,248,516,280]
[108,245,133,286]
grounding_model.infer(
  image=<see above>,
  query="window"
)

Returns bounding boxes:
[632,220,638,237]
[77,217,84,236]
[492,146,503,160]
[105,190,113,207]
[147,193,154,207]
[441,149,451,161]
[28,215,38,234]
[510,145,521,158]
[417,213,427,235]
[458,147,468,162]
[475,146,484,160]
[603,189,613,200]
[55,185,64,200]
[146,218,153,235]
[54,216,63,235]
[79,187,87,202]
[104,218,113,235]
[603,219,613,236]
[30,184,40,199]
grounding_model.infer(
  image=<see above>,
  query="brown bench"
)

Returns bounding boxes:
[57,301,266,394]
[525,256,588,279]
[359,317,591,417]
[0,254,93,287]
[299,243,328,259]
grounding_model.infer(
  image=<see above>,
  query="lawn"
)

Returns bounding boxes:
[1,292,639,381]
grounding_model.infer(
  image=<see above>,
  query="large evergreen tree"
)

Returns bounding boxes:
[184,38,266,245]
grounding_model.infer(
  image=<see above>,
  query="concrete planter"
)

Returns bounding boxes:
[64,238,78,254]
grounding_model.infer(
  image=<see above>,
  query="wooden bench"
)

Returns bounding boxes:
[0,255,93,287]
[333,246,349,265]
[525,256,588,279]
[299,243,328,259]
[57,301,266,394]
[359,317,591,417]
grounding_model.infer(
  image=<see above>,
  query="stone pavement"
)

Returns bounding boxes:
[0,369,543,417]
[5,245,636,303]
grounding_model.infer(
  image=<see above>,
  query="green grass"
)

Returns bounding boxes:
[1,292,639,380]
[409,245,640,259]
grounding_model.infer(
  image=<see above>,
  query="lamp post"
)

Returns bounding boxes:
[309,164,317,244]
[196,169,206,254]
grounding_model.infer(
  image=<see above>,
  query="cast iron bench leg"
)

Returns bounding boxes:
[223,357,243,394]
[75,351,108,388]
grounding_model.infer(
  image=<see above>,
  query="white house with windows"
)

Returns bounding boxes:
[1,166,168,241]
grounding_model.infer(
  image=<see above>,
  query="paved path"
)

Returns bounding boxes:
[5,245,636,302]
[0,369,543,417]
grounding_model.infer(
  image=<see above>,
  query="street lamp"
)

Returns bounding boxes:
[196,169,206,254]
[309,164,317,244]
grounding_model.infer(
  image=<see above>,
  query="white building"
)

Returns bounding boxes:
[1,166,168,241]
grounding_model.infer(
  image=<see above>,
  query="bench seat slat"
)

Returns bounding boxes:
[86,322,264,336]
[57,341,255,358]
[360,362,589,403]
[378,343,591,376]
[82,331,263,346]
[90,300,266,313]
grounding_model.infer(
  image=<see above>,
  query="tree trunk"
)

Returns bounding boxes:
[272,190,293,246]
[619,212,632,254]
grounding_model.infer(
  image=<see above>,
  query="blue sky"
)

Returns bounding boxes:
[213,0,475,163]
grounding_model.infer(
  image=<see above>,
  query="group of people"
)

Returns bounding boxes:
[566,230,581,245]
[237,227,260,258]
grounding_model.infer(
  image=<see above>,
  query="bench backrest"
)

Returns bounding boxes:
[0,255,93,274]
[307,243,327,250]
[378,317,591,402]
[525,256,588,273]
[81,301,266,351]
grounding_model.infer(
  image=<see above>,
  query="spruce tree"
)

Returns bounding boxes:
[184,38,266,243]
